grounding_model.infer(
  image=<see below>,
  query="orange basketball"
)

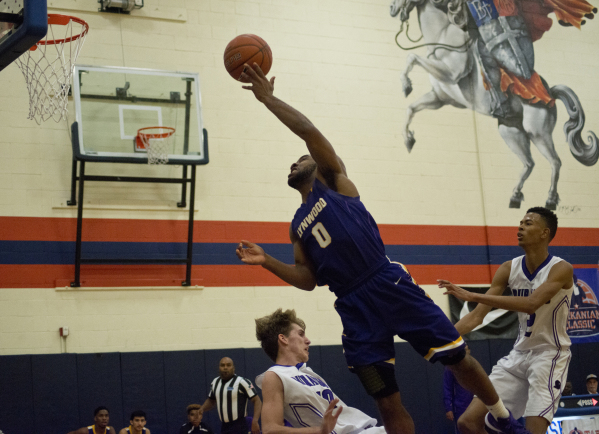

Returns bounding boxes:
[224,34,272,82]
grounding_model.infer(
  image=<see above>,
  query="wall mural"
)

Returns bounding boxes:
[389,0,598,209]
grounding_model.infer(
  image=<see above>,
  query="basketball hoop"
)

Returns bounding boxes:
[136,126,176,165]
[15,14,88,124]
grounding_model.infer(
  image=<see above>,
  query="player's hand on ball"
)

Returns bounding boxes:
[320,398,342,434]
[236,240,267,265]
[240,62,275,102]
[438,279,474,301]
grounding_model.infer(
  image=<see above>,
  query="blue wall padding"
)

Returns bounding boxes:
[0,355,34,434]
[164,350,207,434]
[243,347,273,387]
[32,354,79,433]
[425,359,449,434]
[243,348,272,428]
[121,352,168,434]
[319,344,379,422]
[306,345,323,375]
[488,339,514,370]
[394,341,433,432]
[467,340,492,373]
[4,340,598,434]
[76,352,124,428]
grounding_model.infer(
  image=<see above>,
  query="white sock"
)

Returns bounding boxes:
[486,400,510,419]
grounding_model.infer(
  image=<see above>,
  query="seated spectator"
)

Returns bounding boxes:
[118,410,150,434]
[562,381,574,396]
[67,406,116,434]
[180,404,214,434]
[586,374,598,394]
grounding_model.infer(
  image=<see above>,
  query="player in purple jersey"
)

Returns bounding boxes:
[234,62,530,434]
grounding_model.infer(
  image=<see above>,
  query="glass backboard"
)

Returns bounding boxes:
[73,65,208,164]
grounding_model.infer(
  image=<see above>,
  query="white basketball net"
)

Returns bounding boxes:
[146,137,170,165]
[15,15,88,124]
[138,127,175,165]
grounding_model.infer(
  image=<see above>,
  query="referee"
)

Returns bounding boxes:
[201,357,262,434]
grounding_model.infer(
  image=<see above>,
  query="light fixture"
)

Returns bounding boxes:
[98,0,143,14]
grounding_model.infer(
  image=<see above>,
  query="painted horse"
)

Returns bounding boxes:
[390,0,598,209]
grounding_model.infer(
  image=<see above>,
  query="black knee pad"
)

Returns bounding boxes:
[353,363,399,399]
[438,348,466,366]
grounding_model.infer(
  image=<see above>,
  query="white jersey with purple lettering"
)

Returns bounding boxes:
[255,363,382,434]
[509,255,574,352]
[488,255,574,421]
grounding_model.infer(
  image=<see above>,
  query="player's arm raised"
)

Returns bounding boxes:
[441,260,573,316]
[235,225,317,291]
[240,63,358,197]
[438,261,511,336]
[261,371,341,434]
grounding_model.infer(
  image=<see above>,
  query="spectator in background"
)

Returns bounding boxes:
[180,404,213,434]
[444,366,474,433]
[118,410,150,434]
[67,406,116,434]
[586,374,598,394]
[561,381,574,396]
[201,357,262,434]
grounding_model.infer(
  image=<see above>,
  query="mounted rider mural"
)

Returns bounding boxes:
[390,0,598,209]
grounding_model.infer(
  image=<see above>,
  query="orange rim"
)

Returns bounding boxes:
[35,14,89,47]
[138,126,176,140]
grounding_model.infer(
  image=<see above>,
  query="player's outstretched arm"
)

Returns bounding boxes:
[441,260,573,316]
[240,63,357,197]
[439,261,511,335]
[261,372,341,434]
[236,226,317,291]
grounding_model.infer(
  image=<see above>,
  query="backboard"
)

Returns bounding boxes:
[0,0,47,71]
[72,65,208,164]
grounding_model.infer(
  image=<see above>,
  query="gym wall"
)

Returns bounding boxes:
[0,0,597,357]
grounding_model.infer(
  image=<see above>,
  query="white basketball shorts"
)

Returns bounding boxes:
[489,348,571,421]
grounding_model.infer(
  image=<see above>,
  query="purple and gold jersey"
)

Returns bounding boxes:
[291,178,465,368]
[291,179,387,296]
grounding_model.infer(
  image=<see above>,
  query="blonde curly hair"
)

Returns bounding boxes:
[255,309,306,362]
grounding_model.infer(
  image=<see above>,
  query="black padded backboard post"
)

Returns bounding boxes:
[0,0,47,71]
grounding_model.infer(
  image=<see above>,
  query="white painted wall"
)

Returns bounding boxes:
[0,0,597,355]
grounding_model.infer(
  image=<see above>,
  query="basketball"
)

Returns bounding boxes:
[223,34,272,82]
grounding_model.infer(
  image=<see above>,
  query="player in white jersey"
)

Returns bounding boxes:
[255,308,385,434]
[438,207,574,434]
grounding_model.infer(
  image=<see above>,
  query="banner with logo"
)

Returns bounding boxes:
[569,268,599,344]
[448,287,519,340]
[560,416,599,434]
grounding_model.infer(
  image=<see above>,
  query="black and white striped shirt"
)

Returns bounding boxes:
[208,374,257,423]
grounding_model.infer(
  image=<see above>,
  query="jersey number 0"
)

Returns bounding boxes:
[312,222,331,248]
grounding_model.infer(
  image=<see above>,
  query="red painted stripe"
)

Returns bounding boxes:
[1,217,598,246]
[1,264,288,288]
[0,217,291,243]
[379,224,488,245]
[3,263,598,288]
[1,264,497,288]
[487,226,599,246]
